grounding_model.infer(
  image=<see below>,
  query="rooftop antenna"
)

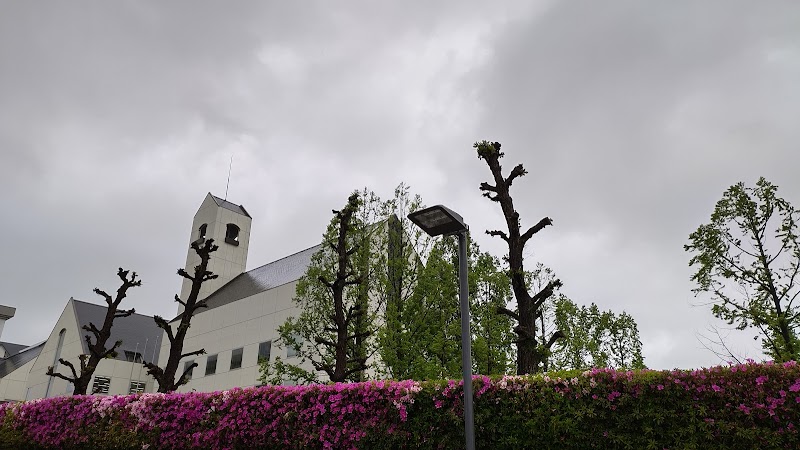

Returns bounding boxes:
[224,155,233,201]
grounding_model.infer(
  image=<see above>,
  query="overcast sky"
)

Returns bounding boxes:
[1,0,798,370]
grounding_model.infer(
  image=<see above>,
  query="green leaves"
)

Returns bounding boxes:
[686,177,800,361]
[550,296,645,371]
[263,189,383,384]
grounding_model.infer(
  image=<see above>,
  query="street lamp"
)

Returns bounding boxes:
[408,205,475,450]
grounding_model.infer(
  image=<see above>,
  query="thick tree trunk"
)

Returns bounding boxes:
[476,141,562,374]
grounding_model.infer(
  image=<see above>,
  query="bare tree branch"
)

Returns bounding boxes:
[486,230,509,242]
[496,306,520,322]
[180,348,206,359]
[93,288,113,305]
[177,268,194,282]
[114,308,135,318]
[521,217,554,244]
[505,164,527,187]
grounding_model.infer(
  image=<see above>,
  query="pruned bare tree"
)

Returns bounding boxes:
[46,268,140,395]
[144,239,218,392]
[475,140,564,374]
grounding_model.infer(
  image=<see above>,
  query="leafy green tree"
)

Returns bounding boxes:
[375,184,432,379]
[470,250,516,375]
[686,177,800,362]
[397,237,464,379]
[550,296,645,371]
[262,191,382,384]
[520,263,644,371]
[382,234,516,380]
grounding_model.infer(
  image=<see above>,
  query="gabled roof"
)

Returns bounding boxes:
[71,299,163,364]
[0,341,44,378]
[211,194,251,218]
[177,244,321,320]
[0,342,28,358]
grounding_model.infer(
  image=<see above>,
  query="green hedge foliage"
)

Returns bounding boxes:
[1,361,798,449]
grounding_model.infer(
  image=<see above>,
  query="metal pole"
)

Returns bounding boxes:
[457,231,475,450]
[127,342,140,393]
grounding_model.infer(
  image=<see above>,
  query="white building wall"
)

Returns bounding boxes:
[91,357,154,395]
[164,280,321,392]
[26,300,83,399]
[0,357,36,402]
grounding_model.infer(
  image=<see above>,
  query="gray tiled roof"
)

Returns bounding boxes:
[72,299,163,364]
[0,342,28,358]
[0,341,44,378]
[211,194,251,218]
[184,244,321,319]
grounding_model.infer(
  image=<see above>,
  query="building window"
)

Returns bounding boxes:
[258,341,272,364]
[183,360,195,380]
[225,223,240,246]
[230,347,243,370]
[199,223,207,239]
[45,328,67,398]
[92,376,110,395]
[129,381,146,394]
[124,351,143,363]
[287,334,301,358]
[205,354,217,376]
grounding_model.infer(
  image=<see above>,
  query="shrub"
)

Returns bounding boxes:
[1,361,798,449]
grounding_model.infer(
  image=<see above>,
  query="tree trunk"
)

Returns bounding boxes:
[476,141,562,374]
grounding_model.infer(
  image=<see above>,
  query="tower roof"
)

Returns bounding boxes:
[210,194,251,218]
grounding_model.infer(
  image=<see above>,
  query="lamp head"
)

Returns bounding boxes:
[408,205,468,237]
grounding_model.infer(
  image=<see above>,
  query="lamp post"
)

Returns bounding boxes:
[408,205,475,450]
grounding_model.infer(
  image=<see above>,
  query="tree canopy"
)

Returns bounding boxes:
[686,177,800,362]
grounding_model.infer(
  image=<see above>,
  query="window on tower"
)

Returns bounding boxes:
[193,223,208,246]
[225,223,240,246]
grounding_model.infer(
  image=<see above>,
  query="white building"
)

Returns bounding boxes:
[1,193,340,399]
[0,298,161,402]
[158,193,323,391]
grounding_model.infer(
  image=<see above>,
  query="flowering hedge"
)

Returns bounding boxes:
[1,361,799,449]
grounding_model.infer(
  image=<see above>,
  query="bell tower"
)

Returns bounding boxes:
[178,193,252,315]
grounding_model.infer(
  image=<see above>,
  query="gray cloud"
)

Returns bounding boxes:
[464,0,800,367]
